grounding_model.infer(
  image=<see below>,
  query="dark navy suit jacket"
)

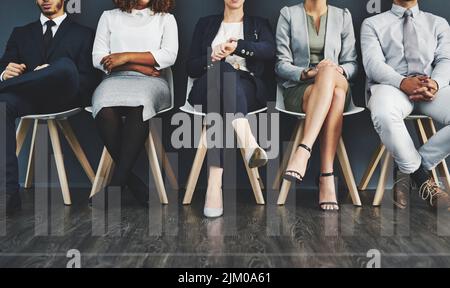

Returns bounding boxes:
[0,17,100,107]
[187,14,276,79]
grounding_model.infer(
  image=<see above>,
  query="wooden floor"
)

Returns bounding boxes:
[1,186,450,268]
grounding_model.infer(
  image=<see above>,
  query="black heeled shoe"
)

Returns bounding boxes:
[283,144,312,184]
[318,172,339,211]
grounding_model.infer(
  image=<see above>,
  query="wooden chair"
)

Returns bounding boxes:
[181,77,268,206]
[359,115,450,206]
[273,84,365,206]
[87,68,178,204]
[359,83,450,206]
[16,108,95,206]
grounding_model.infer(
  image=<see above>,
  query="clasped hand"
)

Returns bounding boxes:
[302,59,344,80]
[400,76,438,102]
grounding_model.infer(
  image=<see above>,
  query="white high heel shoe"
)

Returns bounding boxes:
[204,206,224,218]
[204,185,223,218]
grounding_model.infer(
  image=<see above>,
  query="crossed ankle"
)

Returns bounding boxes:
[411,165,431,186]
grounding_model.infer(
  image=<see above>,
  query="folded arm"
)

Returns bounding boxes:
[112,63,160,77]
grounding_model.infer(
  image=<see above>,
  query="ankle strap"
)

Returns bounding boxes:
[320,172,335,177]
[298,144,312,154]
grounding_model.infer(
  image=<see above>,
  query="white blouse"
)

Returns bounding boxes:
[92,8,179,73]
[211,22,248,72]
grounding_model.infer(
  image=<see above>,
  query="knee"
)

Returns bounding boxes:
[52,57,76,70]
[371,108,403,130]
[315,66,336,81]
[51,58,79,85]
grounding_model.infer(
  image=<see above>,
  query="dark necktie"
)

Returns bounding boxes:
[43,20,56,56]
[403,9,423,76]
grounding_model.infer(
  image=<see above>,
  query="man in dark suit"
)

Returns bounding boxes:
[0,0,99,213]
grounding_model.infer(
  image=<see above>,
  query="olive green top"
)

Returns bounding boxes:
[306,12,327,65]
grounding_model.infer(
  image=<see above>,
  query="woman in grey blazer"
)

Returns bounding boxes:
[275,0,358,211]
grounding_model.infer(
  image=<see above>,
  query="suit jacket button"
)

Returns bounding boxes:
[241,49,246,54]
[250,52,254,56]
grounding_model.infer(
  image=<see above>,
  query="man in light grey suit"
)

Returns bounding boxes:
[361,0,450,209]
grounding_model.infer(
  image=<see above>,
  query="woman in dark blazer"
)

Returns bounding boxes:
[187,0,275,218]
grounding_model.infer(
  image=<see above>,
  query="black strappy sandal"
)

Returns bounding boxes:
[318,172,340,211]
[283,144,312,184]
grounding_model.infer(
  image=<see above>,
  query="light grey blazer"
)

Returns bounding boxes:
[275,3,358,88]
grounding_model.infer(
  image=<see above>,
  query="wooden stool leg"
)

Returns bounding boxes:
[89,147,114,198]
[183,126,207,205]
[240,148,265,205]
[57,119,96,184]
[146,131,168,205]
[373,151,392,206]
[337,137,362,206]
[272,121,300,190]
[255,168,265,190]
[277,120,304,205]
[105,162,115,188]
[150,125,179,190]
[48,120,71,206]
[24,120,38,188]
[358,144,386,190]
[16,118,32,156]
[415,119,439,183]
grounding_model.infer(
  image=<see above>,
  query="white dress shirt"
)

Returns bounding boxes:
[92,8,178,73]
[0,13,67,81]
[211,22,248,72]
[361,4,450,89]
[40,13,67,36]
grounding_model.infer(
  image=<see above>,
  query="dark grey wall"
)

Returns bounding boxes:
[1,0,449,190]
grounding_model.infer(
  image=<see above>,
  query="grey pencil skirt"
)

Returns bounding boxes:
[92,71,171,121]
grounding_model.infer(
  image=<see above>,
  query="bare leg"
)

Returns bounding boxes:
[285,67,348,181]
[319,87,347,210]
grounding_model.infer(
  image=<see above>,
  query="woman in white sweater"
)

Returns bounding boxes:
[91,0,178,205]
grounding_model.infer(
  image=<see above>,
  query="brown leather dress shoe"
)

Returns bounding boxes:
[393,170,410,209]
[418,178,450,210]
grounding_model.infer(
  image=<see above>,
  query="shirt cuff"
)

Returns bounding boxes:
[390,74,406,89]
[0,70,5,82]
[150,50,171,71]
[433,78,448,90]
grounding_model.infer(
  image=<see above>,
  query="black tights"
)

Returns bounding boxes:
[95,106,149,187]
